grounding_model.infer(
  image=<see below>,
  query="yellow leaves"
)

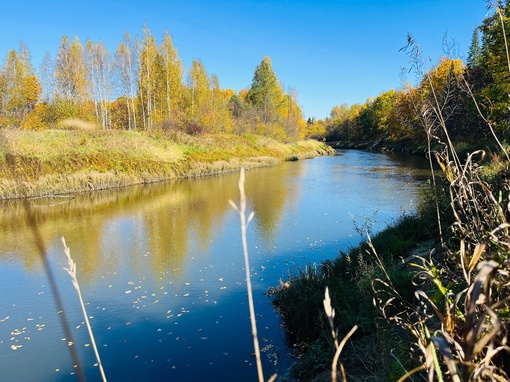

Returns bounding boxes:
[0,48,42,124]
[434,152,455,183]
[22,74,42,106]
[421,57,465,97]
[20,106,46,130]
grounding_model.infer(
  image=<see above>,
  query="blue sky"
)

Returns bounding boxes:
[0,0,489,119]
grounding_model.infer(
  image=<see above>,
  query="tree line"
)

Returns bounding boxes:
[321,2,510,147]
[0,25,307,140]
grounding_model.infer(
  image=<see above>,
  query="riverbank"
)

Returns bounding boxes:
[269,210,439,381]
[0,129,334,199]
[270,142,510,381]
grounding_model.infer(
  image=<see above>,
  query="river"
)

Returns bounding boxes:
[0,149,430,381]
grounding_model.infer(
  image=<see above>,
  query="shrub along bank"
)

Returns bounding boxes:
[0,129,334,199]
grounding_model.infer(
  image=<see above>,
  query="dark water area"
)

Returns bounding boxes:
[0,150,430,381]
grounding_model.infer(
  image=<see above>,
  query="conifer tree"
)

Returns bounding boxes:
[246,56,284,123]
[467,27,483,68]
[477,1,510,129]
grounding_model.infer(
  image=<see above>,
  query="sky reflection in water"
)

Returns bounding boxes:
[0,150,429,381]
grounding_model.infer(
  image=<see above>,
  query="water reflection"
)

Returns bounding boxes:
[0,150,429,381]
[0,162,303,281]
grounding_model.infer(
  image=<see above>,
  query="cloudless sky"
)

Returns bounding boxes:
[0,0,489,119]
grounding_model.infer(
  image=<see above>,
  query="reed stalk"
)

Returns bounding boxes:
[62,237,107,382]
[229,168,267,382]
[323,287,358,382]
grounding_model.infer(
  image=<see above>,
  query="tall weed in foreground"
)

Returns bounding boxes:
[372,18,510,381]
[229,168,276,382]
[62,237,107,381]
[323,287,358,382]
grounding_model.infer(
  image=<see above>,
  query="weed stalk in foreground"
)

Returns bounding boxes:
[229,168,276,382]
[62,237,107,382]
[323,287,358,382]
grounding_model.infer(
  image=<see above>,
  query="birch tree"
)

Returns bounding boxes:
[54,35,89,118]
[187,59,211,126]
[39,52,55,103]
[137,25,160,130]
[0,42,42,126]
[160,31,184,124]
[115,32,138,130]
[86,40,112,129]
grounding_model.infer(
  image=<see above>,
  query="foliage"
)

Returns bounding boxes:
[246,56,285,123]
[371,17,510,382]
[0,44,42,127]
[319,3,510,149]
[0,26,311,141]
[269,8,510,376]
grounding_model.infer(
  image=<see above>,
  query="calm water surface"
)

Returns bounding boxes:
[0,150,430,381]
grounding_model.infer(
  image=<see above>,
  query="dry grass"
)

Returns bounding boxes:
[57,118,98,131]
[0,130,333,199]
[371,31,510,381]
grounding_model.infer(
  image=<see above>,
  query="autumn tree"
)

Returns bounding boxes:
[209,74,234,133]
[368,90,399,137]
[115,32,138,130]
[326,103,352,141]
[86,39,112,129]
[160,31,184,125]
[0,42,42,127]
[392,84,422,140]
[39,52,55,103]
[54,35,90,119]
[137,25,162,130]
[186,58,211,131]
[282,86,306,139]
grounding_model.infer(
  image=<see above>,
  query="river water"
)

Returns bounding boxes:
[0,150,430,381]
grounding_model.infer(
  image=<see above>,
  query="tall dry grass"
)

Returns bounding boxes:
[229,168,277,382]
[62,237,107,381]
[372,20,510,381]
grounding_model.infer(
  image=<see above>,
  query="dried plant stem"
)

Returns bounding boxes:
[229,168,265,382]
[496,4,510,76]
[62,237,107,382]
[323,287,358,382]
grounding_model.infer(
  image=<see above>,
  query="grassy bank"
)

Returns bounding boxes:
[0,129,334,199]
[270,140,510,381]
[269,210,438,381]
